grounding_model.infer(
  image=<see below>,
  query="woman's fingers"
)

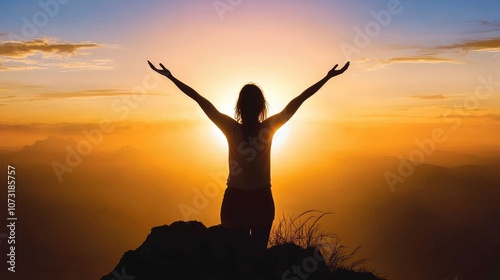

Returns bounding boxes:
[147,60,157,70]
[148,61,170,75]
[341,61,350,71]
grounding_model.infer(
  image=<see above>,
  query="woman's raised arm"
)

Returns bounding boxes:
[148,61,235,133]
[265,61,350,129]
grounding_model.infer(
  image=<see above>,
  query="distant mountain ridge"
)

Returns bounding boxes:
[0,136,498,279]
[7,136,142,163]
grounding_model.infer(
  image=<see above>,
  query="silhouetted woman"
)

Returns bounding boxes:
[148,60,350,249]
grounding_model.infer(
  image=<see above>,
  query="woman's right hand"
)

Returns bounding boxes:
[148,60,172,78]
[327,61,350,78]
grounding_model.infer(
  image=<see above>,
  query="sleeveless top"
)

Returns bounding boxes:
[209,109,288,191]
[225,122,274,191]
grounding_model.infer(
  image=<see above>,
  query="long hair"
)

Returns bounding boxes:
[234,83,268,139]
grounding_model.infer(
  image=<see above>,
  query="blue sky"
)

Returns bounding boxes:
[2,0,499,40]
[0,0,499,125]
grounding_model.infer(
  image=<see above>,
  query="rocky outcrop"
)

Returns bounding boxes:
[101,221,382,280]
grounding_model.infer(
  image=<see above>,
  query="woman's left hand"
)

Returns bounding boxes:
[148,60,172,78]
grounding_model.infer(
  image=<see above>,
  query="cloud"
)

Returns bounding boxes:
[385,37,500,65]
[0,82,44,91]
[0,120,201,135]
[52,59,113,71]
[32,89,167,101]
[0,86,167,104]
[0,64,47,71]
[393,107,410,111]
[410,95,447,100]
[0,38,100,58]
[0,60,111,72]
[37,89,138,99]
[441,111,500,121]
[464,21,500,35]
[437,38,500,52]
[384,56,464,65]
[475,20,500,28]
[439,106,500,120]
[0,95,17,100]
[0,38,112,71]
[356,56,463,71]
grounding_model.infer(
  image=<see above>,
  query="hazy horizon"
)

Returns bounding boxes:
[1,133,499,279]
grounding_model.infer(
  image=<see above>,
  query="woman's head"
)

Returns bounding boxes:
[235,83,268,125]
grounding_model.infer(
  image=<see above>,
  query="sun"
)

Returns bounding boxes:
[271,123,291,152]
[211,125,227,148]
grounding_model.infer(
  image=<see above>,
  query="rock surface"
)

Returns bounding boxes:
[101,221,382,280]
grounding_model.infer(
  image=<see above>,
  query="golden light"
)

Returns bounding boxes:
[271,123,291,153]
[210,121,292,152]
[211,125,227,148]
[208,82,295,153]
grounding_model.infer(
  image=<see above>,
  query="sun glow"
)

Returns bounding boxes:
[210,121,292,153]
[271,123,291,153]
[211,125,227,148]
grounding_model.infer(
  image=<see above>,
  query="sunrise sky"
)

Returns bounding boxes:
[1,0,499,153]
[1,2,500,279]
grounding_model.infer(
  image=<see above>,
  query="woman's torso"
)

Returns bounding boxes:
[225,122,275,191]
